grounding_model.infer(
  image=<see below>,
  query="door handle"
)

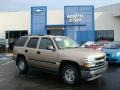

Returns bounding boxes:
[37,51,40,54]
[25,50,28,53]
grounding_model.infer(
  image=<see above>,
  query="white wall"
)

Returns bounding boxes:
[95,12,120,41]
[47,11,64,25]
[0,11,30,39]
[0,10,64,39]
[0,7,119,41]
[112,4,120,16]
[95,3,120,17]
[47,10,120,41]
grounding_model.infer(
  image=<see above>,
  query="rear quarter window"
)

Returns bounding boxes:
[15,37,28,46]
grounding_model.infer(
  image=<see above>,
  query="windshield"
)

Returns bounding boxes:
[54,37,79,49]
[103,42,120,49]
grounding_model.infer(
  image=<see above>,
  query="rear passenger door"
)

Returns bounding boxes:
[14,37,28,59]
[26,37,40,66]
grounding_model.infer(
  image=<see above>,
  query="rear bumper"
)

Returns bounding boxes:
[81,61,108,81]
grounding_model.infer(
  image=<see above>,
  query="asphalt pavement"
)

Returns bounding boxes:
[0,55,120,90]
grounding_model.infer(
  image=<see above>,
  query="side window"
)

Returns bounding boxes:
[15,37,28,46]
[27,38,39,48]
[40,38,54,49]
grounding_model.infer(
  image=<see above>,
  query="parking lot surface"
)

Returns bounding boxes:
[0,55,120,90]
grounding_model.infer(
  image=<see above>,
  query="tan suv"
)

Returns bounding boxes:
[13,35,108,85]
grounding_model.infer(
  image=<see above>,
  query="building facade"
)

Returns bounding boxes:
[95,3,120,41]
[0,4,119,45]
[31,6,95,43]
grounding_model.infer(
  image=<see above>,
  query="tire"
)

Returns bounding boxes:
[17,57,28,74]
[61,64,81,85]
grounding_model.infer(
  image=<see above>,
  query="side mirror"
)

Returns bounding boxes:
[47,45,55,51]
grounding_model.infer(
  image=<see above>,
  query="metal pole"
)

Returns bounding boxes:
[5,31,9,55]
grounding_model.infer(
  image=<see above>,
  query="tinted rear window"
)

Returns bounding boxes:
[15,37,28,46]
[27,38,39,48]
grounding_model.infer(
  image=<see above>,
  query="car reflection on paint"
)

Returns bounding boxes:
[80,41,94,48]
[102,41,120,63]
[88,40,111,51]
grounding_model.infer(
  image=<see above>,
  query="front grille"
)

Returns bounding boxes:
[91,56,106,70]
[111,59,117,61]
[107,58,117,62]
[96,61,105,66]
[88,62,106,71]
[96,56,105,60]
[83,56,106,71]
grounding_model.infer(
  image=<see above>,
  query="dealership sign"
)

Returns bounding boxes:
[66,14,84,23]
[64,6,95,43]
[31,6,47,35]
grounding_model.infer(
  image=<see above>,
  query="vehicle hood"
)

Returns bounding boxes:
[61,48,105,60]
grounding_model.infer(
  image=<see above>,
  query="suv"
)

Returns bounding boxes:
[13,35,108,85]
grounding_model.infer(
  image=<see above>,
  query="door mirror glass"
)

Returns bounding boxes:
[47,45,55,51]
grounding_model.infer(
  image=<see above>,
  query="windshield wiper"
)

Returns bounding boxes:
[74,46,80,48]
[66,46,80,48]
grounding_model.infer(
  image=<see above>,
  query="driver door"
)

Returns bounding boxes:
[36,38,58,71]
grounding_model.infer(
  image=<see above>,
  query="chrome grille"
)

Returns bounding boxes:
[94,56,105,69]
[96,61,105,66]
[96,56,105,60]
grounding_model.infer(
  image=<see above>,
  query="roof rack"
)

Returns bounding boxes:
[27,34,44,36]
[36,34,45,36]
[27,34,56,36]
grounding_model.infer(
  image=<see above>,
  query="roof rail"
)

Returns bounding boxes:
[36,34,45,36]
[28,34,45,36]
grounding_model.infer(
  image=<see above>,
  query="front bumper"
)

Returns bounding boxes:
[106,57,120,63]
[81,61,108,81]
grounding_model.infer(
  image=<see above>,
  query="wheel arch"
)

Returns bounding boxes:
[16,54,26,65]
[59,60,81,75]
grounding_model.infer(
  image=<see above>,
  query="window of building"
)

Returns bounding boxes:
[47,30,64,36]
[95,30,114,41]
[15,37,28,46]
[27,38,39,48]
[39,38,54,49]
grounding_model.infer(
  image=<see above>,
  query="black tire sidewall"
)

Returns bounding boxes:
[61,65,80,85]
[18,57,27,73]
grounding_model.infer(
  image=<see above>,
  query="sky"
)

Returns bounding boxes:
[0,0,120,11]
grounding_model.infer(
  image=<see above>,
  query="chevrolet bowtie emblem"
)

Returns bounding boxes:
[34,9,43,13]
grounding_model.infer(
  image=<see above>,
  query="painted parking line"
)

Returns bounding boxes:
[0,57,11,61]
[1,60,14,66]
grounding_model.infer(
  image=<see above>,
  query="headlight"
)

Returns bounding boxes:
[112,52,120,57]
[115,52,120,57]
[83,58,96,67]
